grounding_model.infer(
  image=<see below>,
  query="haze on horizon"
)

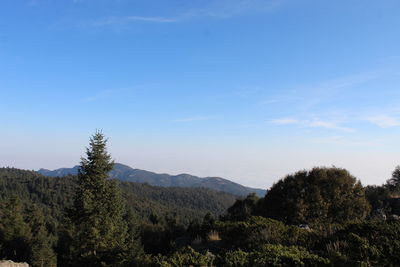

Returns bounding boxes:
[1,0,400,189]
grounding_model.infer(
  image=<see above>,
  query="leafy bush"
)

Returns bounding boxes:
[259,167,370,225]
[144,246,215,267]
[321,221,400,266]
[217,216,310,250]
[217,244,330,267]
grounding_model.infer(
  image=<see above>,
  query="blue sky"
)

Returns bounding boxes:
[1,0,400,189]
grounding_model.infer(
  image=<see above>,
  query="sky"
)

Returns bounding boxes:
[1,0,400,189]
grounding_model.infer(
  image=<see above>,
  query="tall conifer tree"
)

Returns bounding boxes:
[68,131,128,266]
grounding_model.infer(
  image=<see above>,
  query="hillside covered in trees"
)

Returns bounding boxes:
[2,133,400,266]
[37,163,266,197]
[0,168,237,226]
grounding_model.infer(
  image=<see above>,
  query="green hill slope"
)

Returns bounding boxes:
[0,167,237,225]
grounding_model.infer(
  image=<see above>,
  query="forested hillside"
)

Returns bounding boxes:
[38,163,266,197]
[3,164,400,266]
[0,168,237,225]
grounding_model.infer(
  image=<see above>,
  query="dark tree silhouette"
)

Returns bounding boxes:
[259,167,370,225]
[67,131,128,266]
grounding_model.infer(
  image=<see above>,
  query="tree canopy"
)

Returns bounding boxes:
[386,165,400,193]
[259,167,371,225]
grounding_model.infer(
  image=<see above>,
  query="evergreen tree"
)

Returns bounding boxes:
[123,209,144,265]
[0,197,32,262]
[387,165,400,193]
[199,212,215,241]
[68,131,129,266]
[224,193,260,221]
[26,204,57,267]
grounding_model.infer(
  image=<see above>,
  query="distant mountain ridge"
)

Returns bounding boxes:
[38,163,266,197]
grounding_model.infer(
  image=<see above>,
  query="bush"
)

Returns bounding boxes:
[217,216,310,250]
[145,246,215,267]
[322,221,400,266]
[217,244,330,267]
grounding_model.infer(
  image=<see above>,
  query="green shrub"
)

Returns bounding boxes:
[322,221,400,266]
[218,244,330,267]
[217,216,309,250]
[147,246,215,267]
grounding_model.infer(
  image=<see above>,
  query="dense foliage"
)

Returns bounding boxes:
[259,167,371,225]
[0,170,236,226]
[216,244,330,267]
[0,197,57,267]
[2,134,400,266]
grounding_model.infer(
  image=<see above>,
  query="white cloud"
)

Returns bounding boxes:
[367,115,400,128]
[271,118,354,132]
[307,120,355,132]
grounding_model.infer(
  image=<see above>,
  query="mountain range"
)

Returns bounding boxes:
[38,163,266,197]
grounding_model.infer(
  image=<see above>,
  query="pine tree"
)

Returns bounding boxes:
[124,209,144,265]
[0,197,32,262]
[387,165,400,193]
[26,204,57,267]
[68,131,129,266]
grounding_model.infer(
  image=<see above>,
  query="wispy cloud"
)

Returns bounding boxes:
[270,118,355,132]
[173,116,215,123]
[261,70,385,108]
[263,69,400,132]
[92,16,178,26]
[272,111,400,131]
[82,0,289,27]
[367,115,400,128]
[308,120,354,132]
